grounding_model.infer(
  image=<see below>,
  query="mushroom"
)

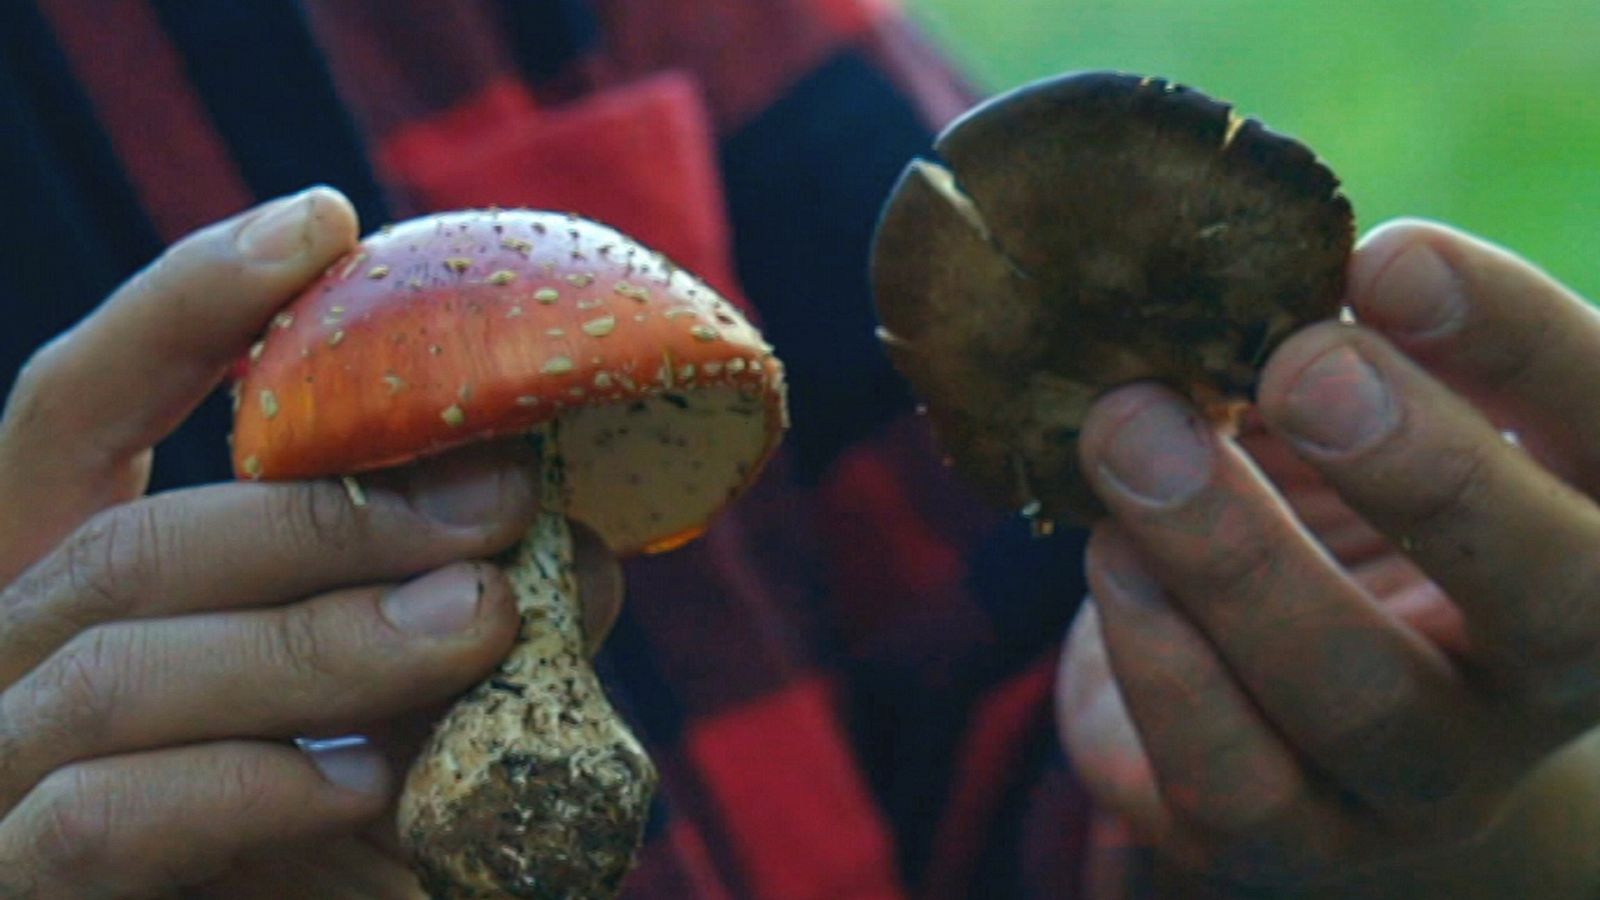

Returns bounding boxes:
[231,209,787,898]
[871,71,1354,528]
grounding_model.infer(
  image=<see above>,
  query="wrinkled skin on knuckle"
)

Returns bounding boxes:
[1385,441,1490,540]
[25,765,117,877]
[0,567,55,658]
[267,603,348,692]
[19,758,234,897]
[275,480,369,554]
[1172,503,1280,600]
[208,745,287,829]
[59,504,163,625]
[20,626,128,754]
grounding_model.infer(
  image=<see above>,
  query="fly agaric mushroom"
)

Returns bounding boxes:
[231,209,786,898]
[872,71,1354,528]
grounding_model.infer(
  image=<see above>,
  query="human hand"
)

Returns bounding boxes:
[1059,220,1600,896]
[0,189,622,899]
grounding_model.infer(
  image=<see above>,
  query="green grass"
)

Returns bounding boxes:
[905,0,1600,300]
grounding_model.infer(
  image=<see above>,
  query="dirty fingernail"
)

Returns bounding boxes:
[1363,243,1464,338]
[1281,344,1397,454]
[298,735,390,796]
[1096,396,1214,505]
[381,564,484,637]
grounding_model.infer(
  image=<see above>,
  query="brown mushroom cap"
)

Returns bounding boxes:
[233,209,788,555]
[872,71,1355,525]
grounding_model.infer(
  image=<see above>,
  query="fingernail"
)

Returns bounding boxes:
[298,735,390,796]
[1096,396,1214,505]
[237,190,314,262]
[1364,243,1464,337]
[1280,344,1398,454]
[1092,528,1163,606]
[407,462,526,529]
[381,564,484,637]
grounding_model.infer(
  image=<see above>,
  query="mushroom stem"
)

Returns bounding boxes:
[398,428,658,899]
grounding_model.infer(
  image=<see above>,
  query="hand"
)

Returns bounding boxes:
[0,189,622,899]
[1059,220,1600,896]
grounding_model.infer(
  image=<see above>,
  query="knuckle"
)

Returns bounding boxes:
[1,339,67,433]
[266,604,345,689]
[207,745,282,822]
[1473,302,1551,394]
[26,764,116,872]
[125,235,243,320]
[1392,443,1489,534]
[1295,634,1424,751]
[22,626,127,742]
[276,480,366,552]
[126,235,216,294]
[1190,524,1279,597]
[60,504,164,622]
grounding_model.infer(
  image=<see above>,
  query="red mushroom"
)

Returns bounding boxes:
[232,209,787,898]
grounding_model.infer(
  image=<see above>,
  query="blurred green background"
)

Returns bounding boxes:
[905,0,1600,300]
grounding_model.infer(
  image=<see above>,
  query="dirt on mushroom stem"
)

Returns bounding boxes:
[399,424,657,900]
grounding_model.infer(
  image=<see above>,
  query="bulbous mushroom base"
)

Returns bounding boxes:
[399,502,657,899]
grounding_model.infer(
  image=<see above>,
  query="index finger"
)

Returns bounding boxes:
[1259,321,1600,718]
[1349,220,1600,493]
[1077,384,1477,812]
[0,187,358,580]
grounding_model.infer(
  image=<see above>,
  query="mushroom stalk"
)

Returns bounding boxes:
[229,208,785,896]
[399,427,658,899]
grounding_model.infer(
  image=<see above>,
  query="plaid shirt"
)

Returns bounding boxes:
[0,2,1146,896]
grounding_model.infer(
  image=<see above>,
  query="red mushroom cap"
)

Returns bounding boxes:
[233,209,787,555]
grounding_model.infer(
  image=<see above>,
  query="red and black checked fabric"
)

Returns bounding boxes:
[1,1,1147,896]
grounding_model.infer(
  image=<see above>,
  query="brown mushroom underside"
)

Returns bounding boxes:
[872,71,1355,525]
